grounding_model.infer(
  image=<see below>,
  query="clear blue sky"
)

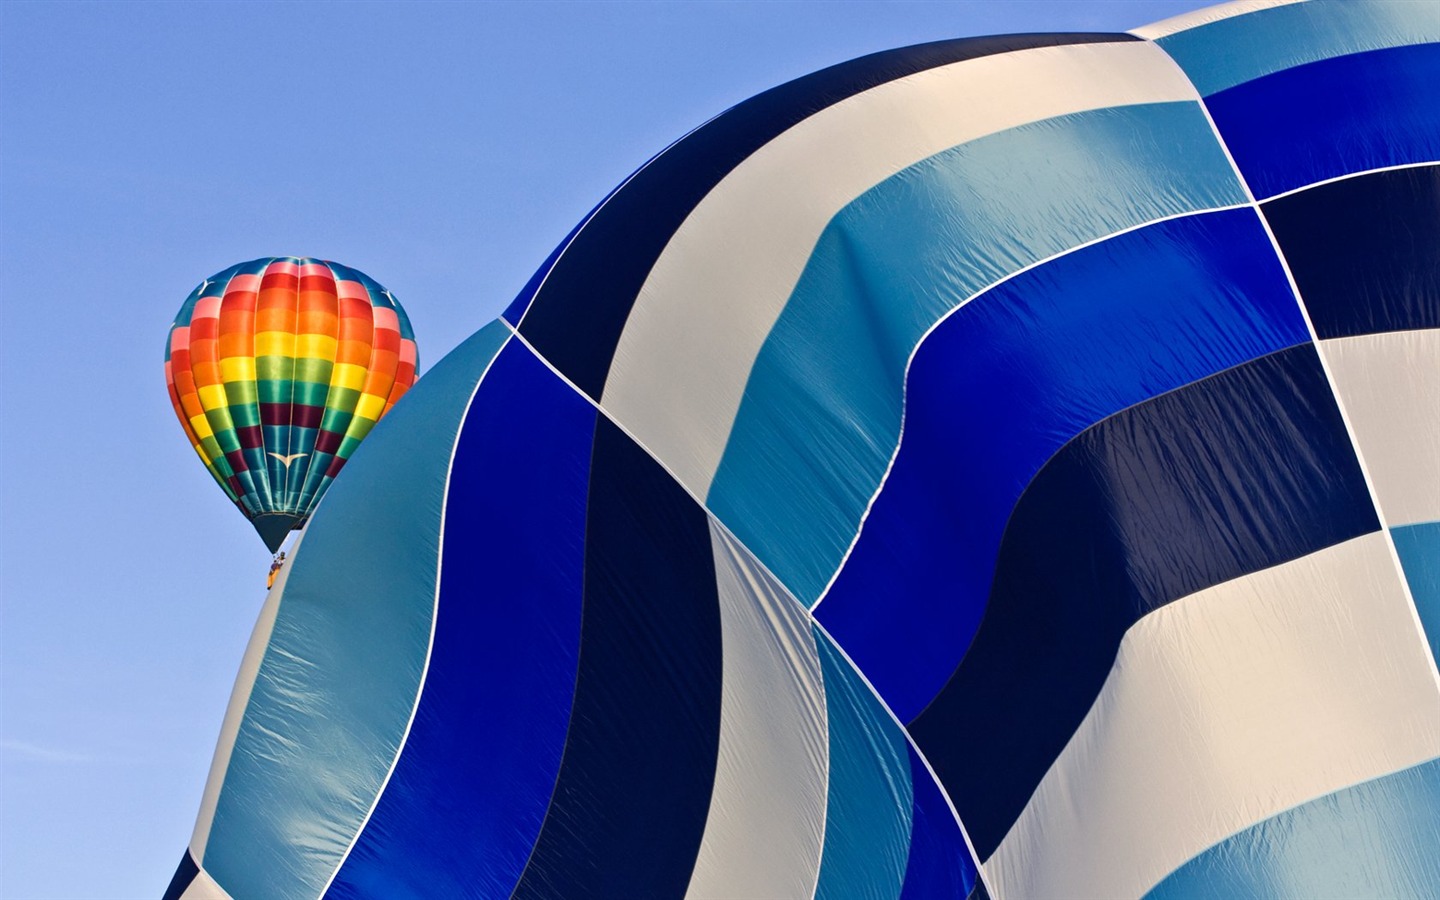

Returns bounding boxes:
[0,2,1206,896]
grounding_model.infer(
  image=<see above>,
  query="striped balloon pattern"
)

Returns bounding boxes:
[165,258,419,552]
[168,2,1440,899]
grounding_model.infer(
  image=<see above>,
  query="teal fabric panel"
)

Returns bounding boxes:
[812,628,914,900]
[1155,0,1440,96]
[1146,757,1440,900]
[202,322,510,900]
[1393,521,1440,663]
[708,101,1246,603]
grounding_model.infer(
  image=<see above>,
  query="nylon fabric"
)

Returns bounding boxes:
[1150,0,1440,95]
[811,631,913,900]
[161,852,199,900]
[684,523,829,900]
[910,345,1379,859]
[986,533,1440,899]
[602,40,1202,500]
[897,745,979,900]
[510,417,723,900]
[1146,757,1440,900]
[1318,331,1440,529]
[1262,165,1440,340]
[325,342,596,898]
[516,32,1138,398]
[1206,43,1440,200]
[189,532,296,862]
[708,100,1246,606]
[817,208,1308,720]
[178,869,230,900]
[1394,522,1440,664]
[199,322,507,900]
[1132,0,1303,42]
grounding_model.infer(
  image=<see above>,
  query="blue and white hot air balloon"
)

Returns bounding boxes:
[167,2,1440,897]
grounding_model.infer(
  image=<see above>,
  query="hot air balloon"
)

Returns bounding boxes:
[167,1,1440,897]
[164,258,419,552]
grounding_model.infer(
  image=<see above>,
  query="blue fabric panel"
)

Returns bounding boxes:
[160,851,198,900]
[511,417,723,899]
[325,343,596,898]
[817,209,1308,721]
[898,744,978,900]
[908,345,1380,860]
[1207,43,1440,200]
[709,101,1246,607]
[1146,756,1440,900]
[1263,165,1440,339]
[202,322,511,900]
[515,33,1140,397]
[1394,521,1440,664]
[812,630,914,900]
[1153,0,1440,97]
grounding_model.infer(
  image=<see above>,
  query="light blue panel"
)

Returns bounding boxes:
[1155,0,1440,96]
[202,321,510,900]
[1146,757,1440,900]
[708,101,1246,603]
[1393,521,1440,663]
[812,629,914,900]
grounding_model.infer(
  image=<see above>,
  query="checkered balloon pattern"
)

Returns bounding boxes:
[164,258,419,550]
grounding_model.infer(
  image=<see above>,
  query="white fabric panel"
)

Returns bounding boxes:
[1320,330,1440,528]
[987,532,1440,900]
[601,40,1199,499]
[1131,0,1304,40]
[188,533,303,863]
[685,522,829,900]
[180,866,233,900]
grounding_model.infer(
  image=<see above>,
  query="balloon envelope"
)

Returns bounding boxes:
[165,258,419,551]
[169,2,1440,898]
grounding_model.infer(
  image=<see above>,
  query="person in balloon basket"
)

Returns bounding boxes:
[266,552,287,590]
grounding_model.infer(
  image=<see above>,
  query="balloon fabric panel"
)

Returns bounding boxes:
[193,323,504,900]
[706,100,1247,607]
[167,3,1440,897]
[1206,42,1440,199]
[514,33,1144,399]
[510,416,724,900]
[327,341,595,899]
[910,345,1380,859]
[1146,757,1440,900]
[1262,164,1440,339]
[815,208,1311,721]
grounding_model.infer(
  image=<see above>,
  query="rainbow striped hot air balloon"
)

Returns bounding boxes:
[164,258,419,552]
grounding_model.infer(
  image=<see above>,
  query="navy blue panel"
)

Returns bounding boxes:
[161,851,198,900]
[326,344,596,898]
[1208,43,1440,199]
[898,745,978,900]
[817,209,1310,721]
[1263,164,1440,339]
[516,32,1140,397]
[908,345,1379,859]
[511,416,723,899]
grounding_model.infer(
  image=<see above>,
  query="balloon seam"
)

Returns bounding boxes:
[1154,35,1440,715]
[807,200,1252,614]
[315,332,516,898]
